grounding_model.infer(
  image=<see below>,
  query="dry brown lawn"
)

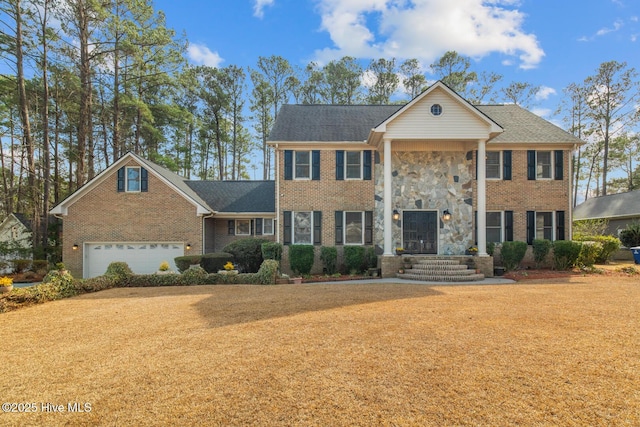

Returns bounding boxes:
[1,276,639,426]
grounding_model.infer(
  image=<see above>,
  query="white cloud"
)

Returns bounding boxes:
[312,0,544,70]
[254,0,275,18]
[531,107,552,118]
[535,86,556,101]
[596,19,623,36]
[187,43,224,67]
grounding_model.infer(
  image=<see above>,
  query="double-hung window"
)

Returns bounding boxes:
[344,211,364,245]
[294,151,311,179]
[345,152,362,179]
[236,219,251,236]
[262,218,274,235]
[536,151,552,179]
[293,211,313,244]
[536,212,553,240]
[486,152,501,179]
[486,212,503,243]
[126,167,141,192]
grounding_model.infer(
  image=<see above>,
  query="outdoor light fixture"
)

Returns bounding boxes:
[442,209,452,222]
[72,243,79,250]
[185,243,192,251]
[392,209,400,221]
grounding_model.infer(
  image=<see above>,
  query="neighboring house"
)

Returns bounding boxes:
[0,213,34,271]
[52,81,583,278]
[267,81,582,276]
[573,190,640,239]
[50,153,275,278]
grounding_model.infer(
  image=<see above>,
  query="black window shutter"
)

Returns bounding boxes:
[313,211,322,245]
[117,167,125,192]
[364,211,373,244]
[556,211,565,240]
[312,150,320,180]
[141,167,148,192]
[228,220,235,235]
[250,220,254,235]
[335,211,343,245]
[363,150,372,180]
[554,150,564,180]
[255,218,262,235]
[284,150,293,180]
[283,211,292,245]
[526,211,535,244]
[503,151,512,181]
[336,151,344,180]
[474,210,478,245]
[527,150,536,180]
[505,211,514,241]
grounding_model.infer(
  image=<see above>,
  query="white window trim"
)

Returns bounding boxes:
[344,211,365,245]
[535,211,555,240]
[536,151,553,180]
[486,211,504,243]
[262,218,274,235]
[236,219,251,236]
[486,151,502,180]
[293,211,313,244]
[344,151,363,180]
[126,166,141,193]
[294,151,312,180]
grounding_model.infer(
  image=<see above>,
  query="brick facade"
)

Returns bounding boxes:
[62,159,203,277]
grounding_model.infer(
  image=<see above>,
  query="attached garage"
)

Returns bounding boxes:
[84,242,184,278]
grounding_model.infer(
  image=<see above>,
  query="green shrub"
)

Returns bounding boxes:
[42,269,76,298]
[261,242,283,261]
[181,266,208,284]
[254,259,279,284]
[77,276,116,293]
[574,235,621,264]
[552,241,582,270]
[532,239,552,268]
[365,247,377,269]
[104,262,133,281]
[501,241,528,271]
[289,245,315,275]
[11,259,31,274]
[320,246,338,275]
[174,255,202,273]
[199,252,233,273]
[577,241,602,268]
[573,219,609,237]
[222,238,270,273]
[124,273,183,287]
[487,242,496,257]
[619,222,640,248]
[344,246,366,274]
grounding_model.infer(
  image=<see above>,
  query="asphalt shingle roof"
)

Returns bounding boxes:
[574,190,640,220]
[268,103,583,145]
[186,181,275,213]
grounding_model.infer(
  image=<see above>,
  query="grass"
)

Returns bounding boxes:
[1,276,639,426]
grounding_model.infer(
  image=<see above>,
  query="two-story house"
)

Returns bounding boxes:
[51,81,582,278]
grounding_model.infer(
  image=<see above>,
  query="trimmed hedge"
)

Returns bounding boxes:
[289,245,315,275]
[573,235,621,264]
[344,246,366,274]
[320,246,338,275]
[174,255,203,273]
[261,242,283,261]
[223,238,270,273]
[577,241,602,268]
[501,241,528,271]
[532,239,552,268]
[553,240,582,270]
[200,252,233,273]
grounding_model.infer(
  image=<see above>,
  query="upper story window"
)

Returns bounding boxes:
[294,151,311,179]
[536,151,552,179]
[430,104,443,116]
[486,152,501,179]
[126,167,141,192]
[345,151,362,179]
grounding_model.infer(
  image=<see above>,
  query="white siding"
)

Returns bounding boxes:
[385,87,491,140]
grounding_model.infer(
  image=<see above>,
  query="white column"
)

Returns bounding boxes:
[383,139,393,255]
[477,140,487,256]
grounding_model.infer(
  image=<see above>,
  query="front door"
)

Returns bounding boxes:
[402,211,438,254]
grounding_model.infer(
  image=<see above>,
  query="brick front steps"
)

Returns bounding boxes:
[397,257,485,282]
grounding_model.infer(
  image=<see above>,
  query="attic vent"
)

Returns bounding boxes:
[430,104,443,116]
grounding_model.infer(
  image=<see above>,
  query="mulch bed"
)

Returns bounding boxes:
[1,276,638,426]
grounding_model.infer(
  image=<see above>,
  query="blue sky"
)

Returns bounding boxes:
[154,0,640,121]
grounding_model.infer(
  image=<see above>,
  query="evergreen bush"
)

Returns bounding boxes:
[577,241,602,268]
[174,255,202,273]
[289,245,315,275]
[199,252,234,273]
[344,246,366,274]
[552,241,582,270]
[261,242,283,261]
[222,238,269,272]
[104,262,133,281]
[532,239,552,268]
[619,222,640,248]
[320,246,338,275]
[501,241,528,271]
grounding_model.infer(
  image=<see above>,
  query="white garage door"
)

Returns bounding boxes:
[85,242,184,278]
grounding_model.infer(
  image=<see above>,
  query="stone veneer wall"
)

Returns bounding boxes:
[375,151,474,255]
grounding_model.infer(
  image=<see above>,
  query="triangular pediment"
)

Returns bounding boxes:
[370,81,503,143]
